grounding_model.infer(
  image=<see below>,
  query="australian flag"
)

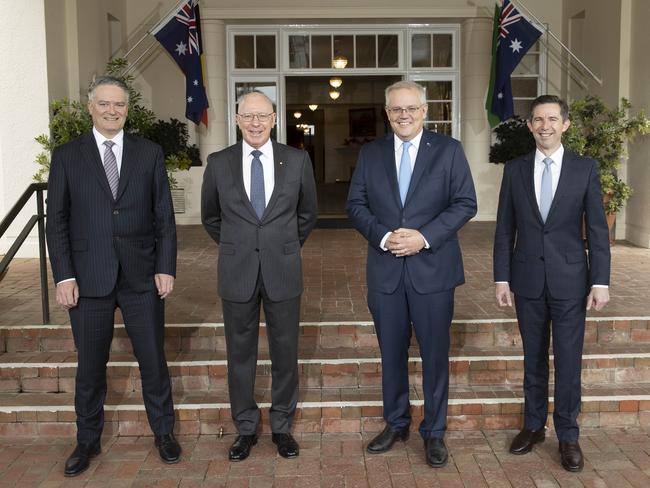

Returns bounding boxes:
[486,0,543,127]
[153,0,209,126]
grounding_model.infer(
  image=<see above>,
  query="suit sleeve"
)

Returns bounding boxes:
[346,146,393,250]
[584,160,611,286]
[493,161,516,282]
[297,151,318,245]
[417,142,477,252]
[45,147,75,283]
[201,155,222,244]
[152,145,177,276]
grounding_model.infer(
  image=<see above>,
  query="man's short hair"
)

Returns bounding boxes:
[237,90,276,112]
[385,80,426,106]
[88,76,130,103]
[528,95,569,121]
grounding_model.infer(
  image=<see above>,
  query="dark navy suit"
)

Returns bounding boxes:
[347,130,476,438]
[493,149,610,441]
[46,131,177,444]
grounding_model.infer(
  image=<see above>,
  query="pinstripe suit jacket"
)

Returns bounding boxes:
[201,140,318,302]
[46,130,177,297]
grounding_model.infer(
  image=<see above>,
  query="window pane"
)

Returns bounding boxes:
[432,34,452,67]
[425,121,452,136]
[312,35,331,68]
[421,81,452,101]
[234,35,254,69]
[356,35,376,68]
[427,102,452,121]
[333,35,354,68]
[411,34,431,68]
[378,35,398,67]
[513,53,539,75]
[256,35,276,69]
[289,35,310,69]
[235,82,277,140]
[513,99,533,119]
[511,78,538,97]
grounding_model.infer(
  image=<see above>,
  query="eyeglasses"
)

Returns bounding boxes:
[386,105,424,115]
[237,112,274,122]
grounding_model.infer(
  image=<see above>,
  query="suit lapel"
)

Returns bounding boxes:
[115,133,136,201]
[519,152,543,223]
[404,130,437,205]
[380,134,402,208]
[546,150,573,223]
[262,141,288,220]
[229,142,260,221]
[80,132,114,201]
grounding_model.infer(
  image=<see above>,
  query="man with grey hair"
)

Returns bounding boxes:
[202,90,317,462]
[47,75,180,476]
[347,80,477,467]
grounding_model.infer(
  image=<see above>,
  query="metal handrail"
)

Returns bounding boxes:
[0,183,50,324]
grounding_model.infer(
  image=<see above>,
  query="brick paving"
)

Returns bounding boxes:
[1,222,650,486]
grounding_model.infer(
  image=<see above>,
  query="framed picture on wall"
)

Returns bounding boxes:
[349,108,376,137]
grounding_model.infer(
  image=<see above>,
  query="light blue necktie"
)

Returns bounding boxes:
[398,141,412,205]
[250,149,265,219]
[539,157,553,222]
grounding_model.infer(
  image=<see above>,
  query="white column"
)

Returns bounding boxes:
[0,0,50,256]
[176,18,228,225]
[461,17,503,221]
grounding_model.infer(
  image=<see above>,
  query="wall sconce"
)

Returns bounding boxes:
[329,77,343,89]
[329,90,340,100]
[308,104,318,111]
[293,111,302,119]
[332,55,348,69]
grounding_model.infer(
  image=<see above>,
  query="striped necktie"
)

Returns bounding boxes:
[103,140,119,199]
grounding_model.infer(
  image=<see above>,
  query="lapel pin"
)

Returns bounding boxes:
[426,142,431,147]
[280,161,284,166]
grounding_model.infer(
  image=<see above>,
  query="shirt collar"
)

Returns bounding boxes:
[93,127,124,148]
[243,139,273,159]
[535,145,564,166]
[394,130,423,152]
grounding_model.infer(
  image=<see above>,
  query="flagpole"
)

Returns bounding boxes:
[122,0,186,62]
[512,0,603,86]
[122,40,160,76]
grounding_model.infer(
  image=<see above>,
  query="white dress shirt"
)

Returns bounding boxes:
[380,130,429,251]
[242,139,274,207]
[93,127,124,175]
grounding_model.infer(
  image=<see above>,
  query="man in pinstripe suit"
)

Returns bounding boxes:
[46,76,181,476]
[201,91,317,462]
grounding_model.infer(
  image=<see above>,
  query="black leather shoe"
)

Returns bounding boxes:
[155,433,181,464]
[228,434,258,462]
[64,441,101,477]
[424,438,448,468]
[366,426,409,454]
[509,428,546,455]
[559,441,584,472]
[272,433,299,459]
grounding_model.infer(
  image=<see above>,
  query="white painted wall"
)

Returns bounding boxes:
[0,1,50,256]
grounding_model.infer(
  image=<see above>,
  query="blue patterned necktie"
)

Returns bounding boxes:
[250,149,265,219]
[103,140,119,199]
[398,141,412,205]
[539,157,553,222]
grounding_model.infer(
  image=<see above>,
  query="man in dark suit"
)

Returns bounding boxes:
[493,95,610,472]
[346,80,477,467]
[46,76,181,476]
[201,91,317,461]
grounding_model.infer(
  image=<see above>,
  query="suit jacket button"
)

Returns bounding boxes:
[113,210,119,215]
[255,248,259,252]
[539,256,544,261]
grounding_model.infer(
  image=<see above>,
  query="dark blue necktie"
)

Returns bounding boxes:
[250,149,265,219]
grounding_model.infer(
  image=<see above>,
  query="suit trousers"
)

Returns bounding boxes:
[69,269,175,444]
[222,271,301,435]
[515,290,587,442]
[368,266,454,439]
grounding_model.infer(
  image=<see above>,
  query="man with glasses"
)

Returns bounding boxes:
[347,80,476,467]
[201,91,317,462]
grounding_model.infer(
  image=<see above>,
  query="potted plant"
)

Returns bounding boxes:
[489,96,650,242]
[34,58,198,190]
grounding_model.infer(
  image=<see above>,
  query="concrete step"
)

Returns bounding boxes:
[1,383,649,437]
[2,344,650,394]
[2,317,649,353]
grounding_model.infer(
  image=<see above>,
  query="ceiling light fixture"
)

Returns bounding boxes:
[332,55,348,69]
[329,90,340,100]
[293,111,302,119]
[329,77,343,88]
[308,104,319,111]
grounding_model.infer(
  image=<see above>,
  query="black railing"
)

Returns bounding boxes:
[0,183,49,324]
